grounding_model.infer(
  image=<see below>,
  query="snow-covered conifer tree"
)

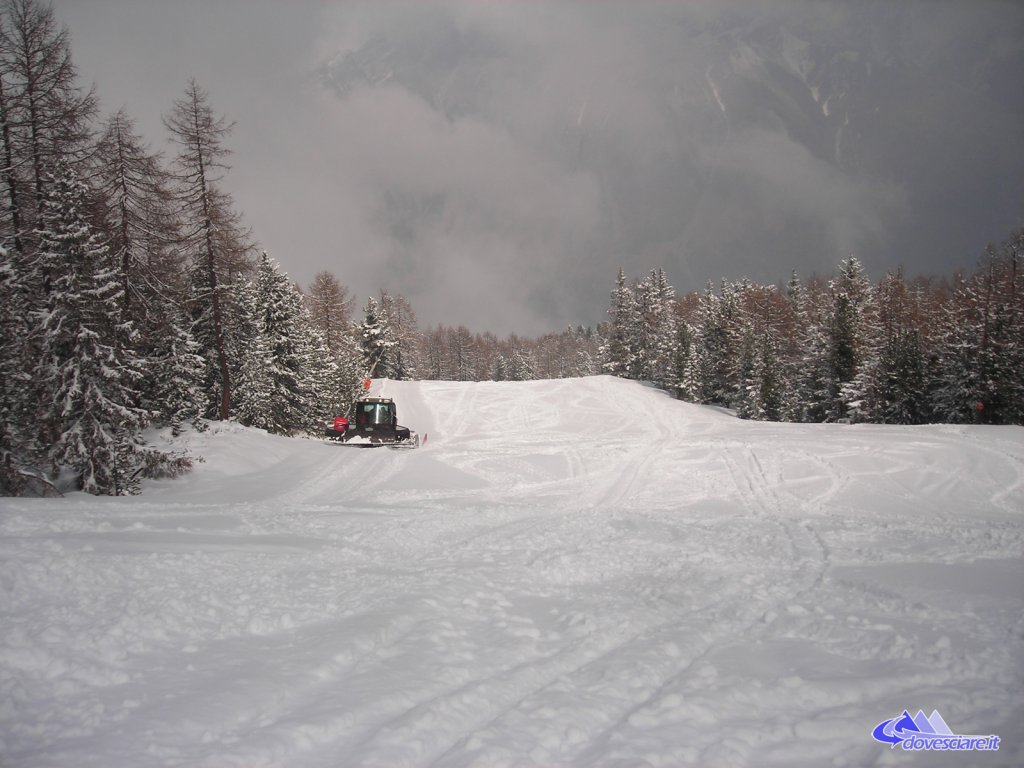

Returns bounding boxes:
[733,311,758,418]
[857,270,928,424]
[231,253,311,435]
[295,317,338,426]
[332,329,367,415]
[229,274,274,430]
[33,163,147,494]
[359,295,396,378]
[691,281,732,404]
[633,268,678,386]
[259,254,309,430]
[730,283,789,420]
[651,269,679,387]
[668,316,694,400]
[792,277,833,422]
[0,244,32,493]
[506,348,534,382]
[148,305,206,436]
[826,257,876,421]
[748,331,785,421]
[601,268,638,378]
[379,291,419,380]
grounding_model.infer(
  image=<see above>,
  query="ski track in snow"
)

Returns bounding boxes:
[2,376,1023,767]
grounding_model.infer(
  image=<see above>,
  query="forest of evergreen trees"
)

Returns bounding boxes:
[600,249,1023,427]
[0,0,1020,497]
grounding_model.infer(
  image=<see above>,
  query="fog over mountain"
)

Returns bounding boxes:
[55,1,1023,335]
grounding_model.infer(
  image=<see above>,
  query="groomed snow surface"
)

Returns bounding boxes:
[2,376,1022,767]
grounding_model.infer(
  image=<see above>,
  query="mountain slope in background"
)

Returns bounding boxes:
[312,3,1024,332]
[2,377,1022,766]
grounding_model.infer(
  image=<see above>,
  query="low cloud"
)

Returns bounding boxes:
[55,0,1024,334]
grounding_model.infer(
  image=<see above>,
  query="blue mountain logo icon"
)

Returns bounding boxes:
[872,709,954,746]
[871,709,1000,752]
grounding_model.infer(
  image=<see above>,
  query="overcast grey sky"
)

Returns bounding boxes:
[53,1,1024,335]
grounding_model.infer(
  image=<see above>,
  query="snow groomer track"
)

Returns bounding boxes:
[2,376,1022,767]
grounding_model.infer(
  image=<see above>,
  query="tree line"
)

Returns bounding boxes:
[0,0,1019,498]
[600,244,1023,427]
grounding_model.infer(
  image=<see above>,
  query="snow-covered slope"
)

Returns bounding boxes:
[2,377,1022,767]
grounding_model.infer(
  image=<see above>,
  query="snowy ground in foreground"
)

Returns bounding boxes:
[2,376,1023,768]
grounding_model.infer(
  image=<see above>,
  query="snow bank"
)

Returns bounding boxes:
[2,376,1022,766]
